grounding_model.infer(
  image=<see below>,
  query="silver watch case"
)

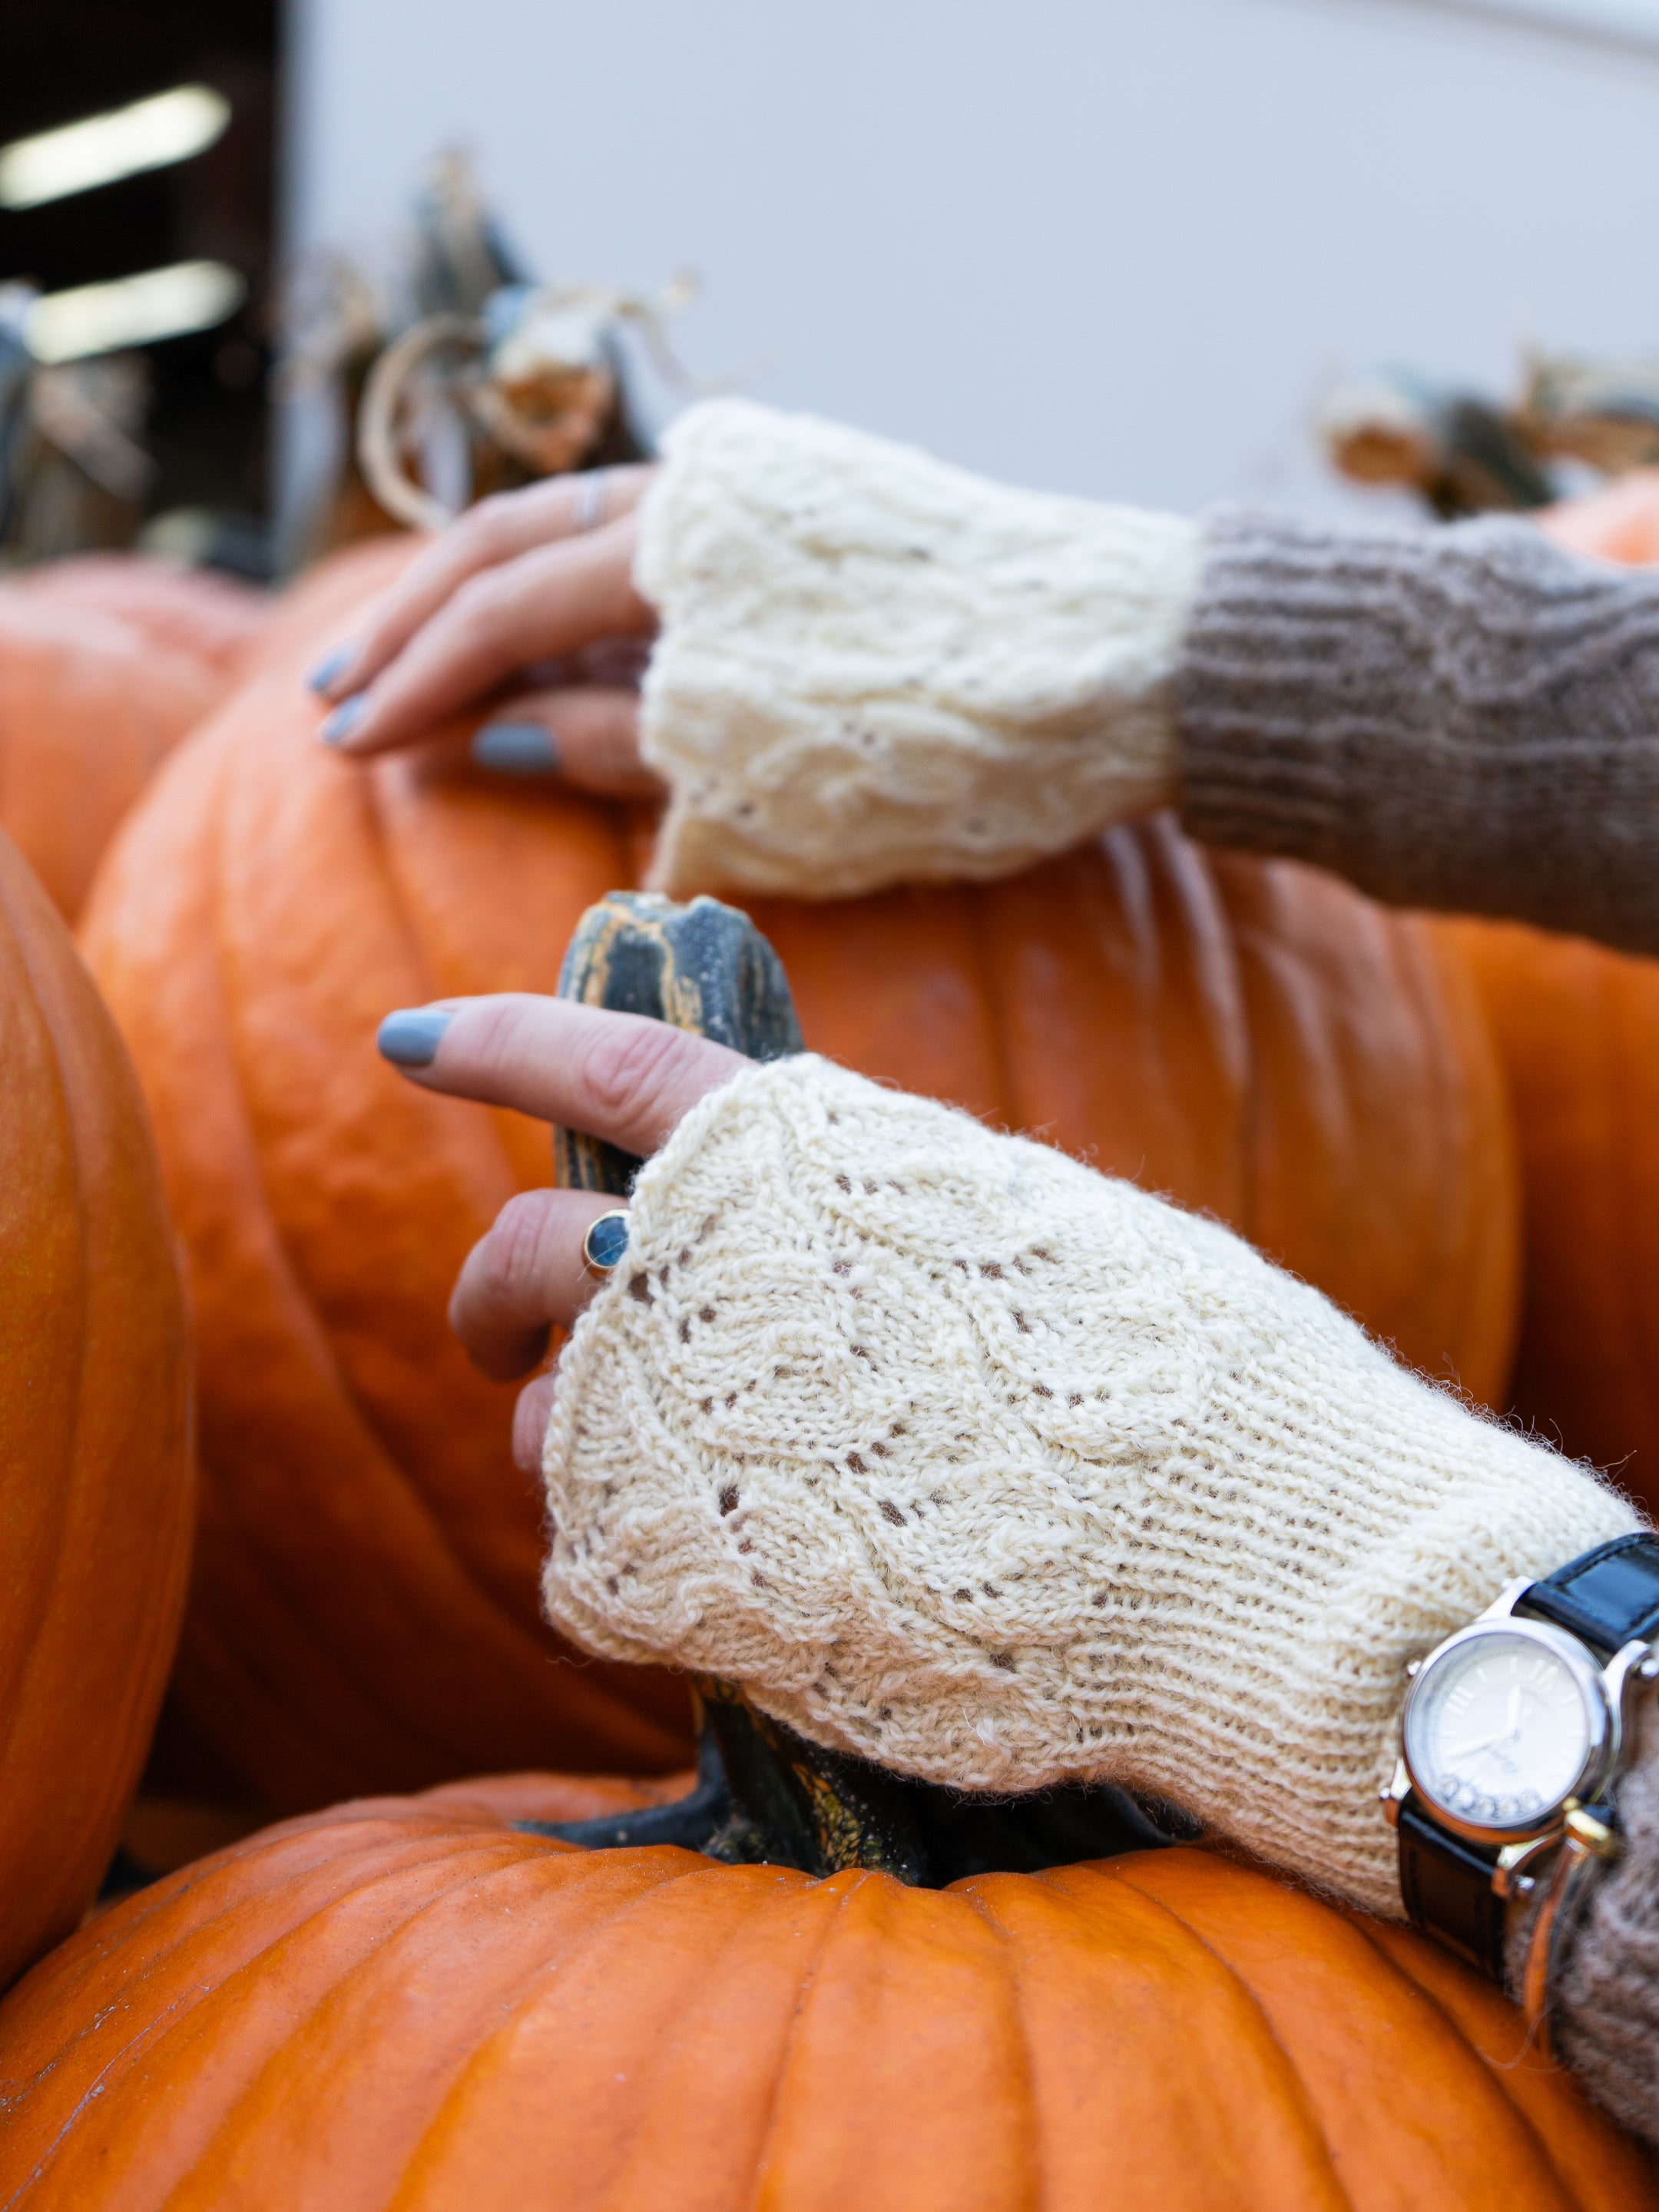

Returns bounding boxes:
[1394,1578,1651,1850]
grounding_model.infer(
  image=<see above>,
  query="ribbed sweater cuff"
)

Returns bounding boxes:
[1525,1720,1659,2151]
[1174,510,1659,956]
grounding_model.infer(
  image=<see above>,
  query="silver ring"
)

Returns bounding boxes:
[571,469,611,534]
[581,1208,631,1273]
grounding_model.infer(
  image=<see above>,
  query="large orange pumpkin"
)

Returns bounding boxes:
[1436,480,1659,1510]
[79,538,1520,1815]
[0,824,193,1992]
[0,1777,1648,2210]
[0,557,265,919]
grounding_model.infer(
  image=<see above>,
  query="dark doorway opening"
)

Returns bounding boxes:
[0,0,280,573]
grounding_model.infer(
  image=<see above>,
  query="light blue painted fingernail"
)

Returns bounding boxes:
[306,643,358,695]
[376,1008,452,1068]
[319,693,370,746]
[472,721,561,776]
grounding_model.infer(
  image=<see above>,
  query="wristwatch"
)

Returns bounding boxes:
[1383,1532,1659,2050]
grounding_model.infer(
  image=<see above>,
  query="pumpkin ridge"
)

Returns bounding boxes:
[40,1843,574,2207]
[1038,1857,1356,2209]
[1106,1855,1595,2210]
[1607,985,1659,1464]
[939,1874,1050,2210]
[210,825,540,1695]
[391,1853,813,2208]
[203,733,688,1782]
[1168,826,1255,1240]
[197,743,508,1780]
[17,888,193,1865]
[1216,864,1304,1291]
[19,1822,535,2057]
[1413,926,1485,1396]
[0,833,191,1989]
[174,1517,455,1799]
[1427,919,1522,1403]
[157,1843,662,2194]
[740,1868,1044,2212]
[1330,1912,1587,2212]
[0,1831,571,2186]
[193,744,649,1790]
[343,747,586,1624]
[737,1865,872,2201]
[960,876,1018,1136]
[1357,1914,1658,2210]
[946,1859,1345,2208]
[0,864,84,1784]
[81,720,429,1786]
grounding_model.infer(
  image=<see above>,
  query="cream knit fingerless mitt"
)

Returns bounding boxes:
[633,400,1201,899]
[541,1056,1635,1916]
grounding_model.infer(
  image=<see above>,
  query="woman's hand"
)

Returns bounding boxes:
[379,979,1633,1923]
[311,468,664,796]
[376,992,743,1465]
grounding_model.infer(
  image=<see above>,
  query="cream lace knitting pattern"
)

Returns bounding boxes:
[634,399,1200,899]
[541,1055,1634,1916]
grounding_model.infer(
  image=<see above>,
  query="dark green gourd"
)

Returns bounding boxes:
[529,888,1178,1882]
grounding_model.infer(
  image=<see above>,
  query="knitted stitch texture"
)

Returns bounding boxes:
[1177,509,1659,956]
[633,399,1199,899]
[1548,1716,1659,2145]
[1498,1705,1659,2151]
[541,1054,1634,1916]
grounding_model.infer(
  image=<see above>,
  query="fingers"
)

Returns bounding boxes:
[310,467,657,701]
[512,1371,559,1475]
[469,687,663,799]
[449,1187,618,1379]
[317,516,654,757]
[377,994,745,1158]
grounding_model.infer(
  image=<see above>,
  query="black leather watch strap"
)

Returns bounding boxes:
[1396,1799,1508,1982]
[1516,1532,1659,1659]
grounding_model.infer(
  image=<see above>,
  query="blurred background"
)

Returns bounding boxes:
[6,0,1659,576]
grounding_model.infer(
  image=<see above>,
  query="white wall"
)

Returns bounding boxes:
[284,0,1659,518]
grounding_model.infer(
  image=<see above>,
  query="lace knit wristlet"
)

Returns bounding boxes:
[634,399,1200,899]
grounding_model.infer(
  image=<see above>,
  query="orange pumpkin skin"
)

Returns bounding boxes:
[0,558,266,920]
[0,1785,1649,2212]
[1442,917,1659,1509]
[0,827,193,1992]
[1537,469,1659,567]
[78,538,1518,1815]
[15,555,267,676]
[1433,488,1659,1508]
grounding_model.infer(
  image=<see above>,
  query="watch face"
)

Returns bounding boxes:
[1403,1625,1603,1834]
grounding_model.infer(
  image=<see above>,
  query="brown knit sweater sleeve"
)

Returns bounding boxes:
[1507,1720,1659,2151]
[1176,512,1659,956]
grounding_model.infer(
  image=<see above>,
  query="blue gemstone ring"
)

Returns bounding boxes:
[581,1209,632,1274]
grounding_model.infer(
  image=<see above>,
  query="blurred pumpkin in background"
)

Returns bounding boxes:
[80,538,1519,1815]
[14,555,267,675]
[0,556,265,919]
[0,823,192,1992]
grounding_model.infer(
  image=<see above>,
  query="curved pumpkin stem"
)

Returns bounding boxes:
[535,889,1184,1883]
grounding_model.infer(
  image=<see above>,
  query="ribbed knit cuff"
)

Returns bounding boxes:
[1508,1715,1659,2151]
[1175,511,1659,956]
[634,399,1198,900]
